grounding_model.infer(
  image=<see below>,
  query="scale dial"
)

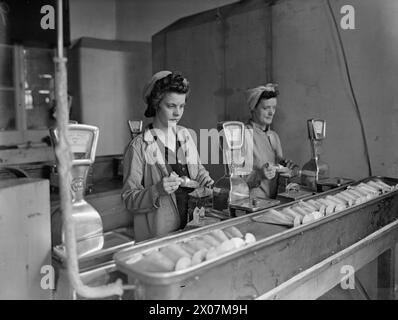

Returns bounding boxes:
[308,119,326,140]
[223,122,244,150]
[313,120,325,139]
[67,129,94,155]
[128,120,143,134]
[50,124,99,164]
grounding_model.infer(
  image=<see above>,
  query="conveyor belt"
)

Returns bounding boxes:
[114,176,398,300]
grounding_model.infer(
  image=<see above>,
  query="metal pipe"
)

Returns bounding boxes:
[57,0,63,59]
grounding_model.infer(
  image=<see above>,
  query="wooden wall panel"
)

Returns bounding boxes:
[224,7,272,123]
[0,179,52,299]
[152,0,272,178]
[159,21,224,131]
[158,21,225,178]
[69,38,151,156]
[152,32,167,73]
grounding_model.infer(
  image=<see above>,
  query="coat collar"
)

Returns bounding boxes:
[248,119,270,133]
[143,124,190,144]
[139,124,200,183]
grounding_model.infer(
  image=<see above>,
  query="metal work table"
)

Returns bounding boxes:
[113,176,398,300]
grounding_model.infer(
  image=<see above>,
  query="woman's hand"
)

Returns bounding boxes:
[262,163,276,180]
[196,171,214,188]
[284,159,296,170]
[158,174,181,195]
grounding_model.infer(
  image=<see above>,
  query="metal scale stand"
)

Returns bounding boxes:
[50,124,135,299]
[212,121,280,217]
[301,119,353,192]
[276,120,322,202]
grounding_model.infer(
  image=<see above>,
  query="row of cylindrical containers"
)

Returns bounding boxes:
[123,226,257,273]
[268,179,397,227]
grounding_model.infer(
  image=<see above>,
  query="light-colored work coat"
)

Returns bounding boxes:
[121,125,209,242]
[242,120,283,199]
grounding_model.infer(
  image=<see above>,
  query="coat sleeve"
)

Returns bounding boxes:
[239,126,262,188]
[269,130,284,162]
[121,142,162,214]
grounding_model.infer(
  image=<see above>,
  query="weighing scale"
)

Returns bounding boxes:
[50,124,103,257]
[300,119,329,191]
[48,121,94,194]
[212,121,280,217]
[128,120,143,139]
[50,124,134,258]
[301,119,353,192]
[50,124,135,299]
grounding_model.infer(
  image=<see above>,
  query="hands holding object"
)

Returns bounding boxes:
[159,172,214,195]
[281,159,296,170]
[263,159,299,180]
[262,162,277,180]
[159,172,182,195]
[194,171,214,188]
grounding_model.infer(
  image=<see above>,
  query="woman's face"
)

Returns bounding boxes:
[252,97,277,127]
[156,92,186,127]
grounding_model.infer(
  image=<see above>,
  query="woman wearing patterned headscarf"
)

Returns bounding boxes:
[243,83,296,199]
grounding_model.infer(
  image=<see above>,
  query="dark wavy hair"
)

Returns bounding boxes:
[145,72,190,117]
[259,88,279,100]
[254,88,279,110]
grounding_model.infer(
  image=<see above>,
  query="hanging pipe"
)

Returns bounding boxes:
[54,0,126,298]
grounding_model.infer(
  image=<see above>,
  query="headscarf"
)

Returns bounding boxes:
[142,71,172,117]
[142,70,172,102]
[246,83,278,111]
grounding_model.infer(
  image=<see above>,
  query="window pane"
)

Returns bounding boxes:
[0,90,16,131]
[0,44,14,88]
[24,47,55,130]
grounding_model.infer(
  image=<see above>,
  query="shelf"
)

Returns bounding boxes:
[0,146,54,165]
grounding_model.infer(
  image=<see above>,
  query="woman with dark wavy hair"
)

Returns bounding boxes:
[122,71,214,241]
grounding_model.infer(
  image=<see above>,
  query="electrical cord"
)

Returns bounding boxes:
[326,0,373,176]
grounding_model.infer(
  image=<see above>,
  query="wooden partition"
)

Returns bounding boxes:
[152,0,273,179]
[68,38,151,156]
